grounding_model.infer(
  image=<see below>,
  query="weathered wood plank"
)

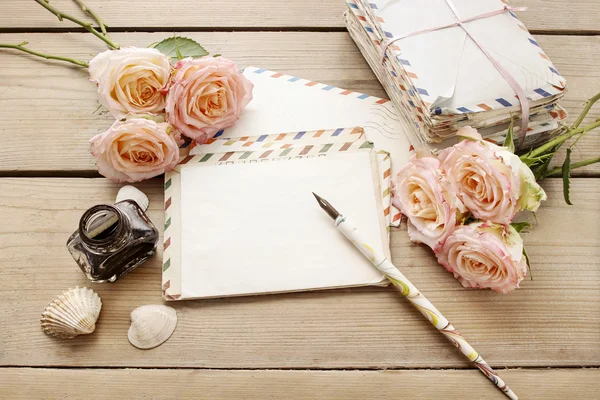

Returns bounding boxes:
[0,0,597,33]
[0,33,598,175]
[0,178,598,368]
[1,368,598,399]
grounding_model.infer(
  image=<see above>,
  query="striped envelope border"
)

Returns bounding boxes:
[163,127,392,300]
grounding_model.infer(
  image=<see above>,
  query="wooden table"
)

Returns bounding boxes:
[0,1,598,398]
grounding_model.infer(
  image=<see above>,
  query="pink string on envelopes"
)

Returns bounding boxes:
[381,3,530,145]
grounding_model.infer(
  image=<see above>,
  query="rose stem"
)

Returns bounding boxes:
[0,42,89,67]
[525,119,600,159]
[544,156,600,177]
[571,92,600,130]
[34,0,120,50]
[72,0,109,37]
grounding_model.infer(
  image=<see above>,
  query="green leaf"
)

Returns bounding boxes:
[503,119,515,153]
[510,222,531,233]
[153,36,208,62]
[562,148,573,205]
[523,246,533,281]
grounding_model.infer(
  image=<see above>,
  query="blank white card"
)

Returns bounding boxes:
[179,151,388,299]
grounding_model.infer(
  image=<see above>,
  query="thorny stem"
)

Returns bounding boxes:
[34,0,120,49]
[73,0,109,36]
[571,92,600,130]
[0,43,88,67]
[544,157,600,177]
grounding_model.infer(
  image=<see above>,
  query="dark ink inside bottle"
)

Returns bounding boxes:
[67,200,159,282]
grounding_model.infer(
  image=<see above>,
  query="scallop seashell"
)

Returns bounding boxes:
[116,185,149,211]
[41,287,102,339]
[128,305,177,350]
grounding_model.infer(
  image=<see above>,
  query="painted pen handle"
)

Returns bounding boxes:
[334,214,518,400]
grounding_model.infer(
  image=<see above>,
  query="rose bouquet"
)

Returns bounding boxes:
[0,0,253,183]
[393,102,600,293]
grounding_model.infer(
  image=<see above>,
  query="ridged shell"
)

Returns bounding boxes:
[116,185,149,211]
[41,287,102,339]
[128,305,177,350]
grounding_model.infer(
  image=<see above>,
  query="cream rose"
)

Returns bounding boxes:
[439,127,521,224]
[90,116,179,183]
[392,152,465,251]
[89,47,171,118]
[165,56,253,144]
[495,148,548,212]
[440,127,547,221]
[436,222,528,293]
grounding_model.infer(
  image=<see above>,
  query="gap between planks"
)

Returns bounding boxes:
[1,365,598,371]
[0,27,598,35]
[1,367,598,399]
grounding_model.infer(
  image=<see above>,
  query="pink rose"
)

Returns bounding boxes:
[89,47,171,119]
[439,127,521,224]
[392,152,465,251]
[90,116,180,183]
[165,57,253,144]
[440,127,546,223]
[436,222,528,293]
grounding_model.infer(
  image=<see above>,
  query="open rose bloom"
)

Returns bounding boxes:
[392,152,465,251]
[394,126,546,293]
[436,222,528,293]
[166,57,254,144]
[90,116,180,183]
[89,47,171,118]
[439,127,547,223]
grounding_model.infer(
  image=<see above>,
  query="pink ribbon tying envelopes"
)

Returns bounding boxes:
[381,3,530,144]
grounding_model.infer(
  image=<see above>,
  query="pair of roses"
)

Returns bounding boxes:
[88,47,253,182]
[393,127,547,293]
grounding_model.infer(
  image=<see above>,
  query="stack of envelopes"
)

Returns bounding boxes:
[344,0,567,151]
[162,67,417,300]
[163,128,394,300]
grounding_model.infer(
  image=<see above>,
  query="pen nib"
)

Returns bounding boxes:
[312,192,340,220]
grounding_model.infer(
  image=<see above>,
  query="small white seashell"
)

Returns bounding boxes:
[128,305,177,350]
[41,287,102,339]
[116,185,149,211]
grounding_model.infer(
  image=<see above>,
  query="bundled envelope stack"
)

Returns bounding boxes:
[344,0,567,151]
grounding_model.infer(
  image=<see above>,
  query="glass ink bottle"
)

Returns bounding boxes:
[66,186,159,282]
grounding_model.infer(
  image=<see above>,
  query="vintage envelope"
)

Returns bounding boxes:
[210,66,411,180]
[163,142,390,300]
[193,127,397,226]
[352,0,565,115]
[185,68,409,224]
[345,3,566,150]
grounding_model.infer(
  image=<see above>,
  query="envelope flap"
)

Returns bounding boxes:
[368,0,565,115]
